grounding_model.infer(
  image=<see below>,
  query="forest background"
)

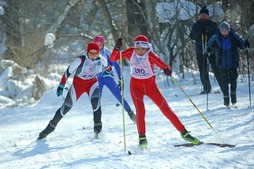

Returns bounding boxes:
[0,0,253,107]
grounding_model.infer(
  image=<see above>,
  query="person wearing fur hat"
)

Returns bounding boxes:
[110,35,200,149]
[38,42,109,140]
[190,6,223,94]
[94,35,136,123]
[206,21,250,107]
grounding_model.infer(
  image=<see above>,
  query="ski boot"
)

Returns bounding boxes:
[231,92,237,105]
[37,120,56,140]
[180,130,200,145]
[224,95,230,107]
[94,122,102,138]
[128,110,136,123]
[138,134,148,149]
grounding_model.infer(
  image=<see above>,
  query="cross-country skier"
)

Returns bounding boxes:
[94,35,136,123]
[38,42,109,140]
[189,6,222,94]
[206,21,250,107]
[110,35,200,149]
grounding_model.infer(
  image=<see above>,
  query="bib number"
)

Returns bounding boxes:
[134,68,145,75]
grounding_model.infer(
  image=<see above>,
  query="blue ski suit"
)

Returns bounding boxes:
[97,46,132,112]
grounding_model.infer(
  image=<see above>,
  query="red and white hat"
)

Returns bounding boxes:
[93,35,105,45]
[134,35,149,48]
[87,42,100,53]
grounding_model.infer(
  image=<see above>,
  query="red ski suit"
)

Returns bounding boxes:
[110,47,186,135]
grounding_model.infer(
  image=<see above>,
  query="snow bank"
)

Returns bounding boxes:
[0,59,55,108]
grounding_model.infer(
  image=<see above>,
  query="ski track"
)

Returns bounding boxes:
[1,74,254,169]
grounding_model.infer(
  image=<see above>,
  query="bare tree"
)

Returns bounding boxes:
[3,0,22,62]
[2,0,252,77]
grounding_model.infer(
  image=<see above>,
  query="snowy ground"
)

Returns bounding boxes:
[0,68,253,169]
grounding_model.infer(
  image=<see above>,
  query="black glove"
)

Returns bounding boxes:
[114,38,123,51]
[206,47,214,54]
[244,39,250,48]
[56,84,64,97]
[164,67,172,76]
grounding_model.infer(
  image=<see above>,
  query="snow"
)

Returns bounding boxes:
[0,5,4,16]
[44,33,56,48]
[0,67,254,169]
[207,2,225,22]
[156,1,225,23]
[250,24,254,37]
[156,1,196,22]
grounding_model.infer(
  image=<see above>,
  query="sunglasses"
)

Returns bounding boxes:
[88,52,99,57]
[134,41,149,48]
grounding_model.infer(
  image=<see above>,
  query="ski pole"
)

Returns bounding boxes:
[202,34,209,111]
[119,49,127,151]
[170,75,225,143]
[205,34,209,111]
[246,48,252,106]
[201,34,205,93]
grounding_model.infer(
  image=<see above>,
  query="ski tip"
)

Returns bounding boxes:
[174,142,236,148]
[220,144,236,148]
[206,142,236,148]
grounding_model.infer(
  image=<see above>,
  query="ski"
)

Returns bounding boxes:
[189,91,221,96]
[210,91,221,94]
[174,142,236,148]
[225,105,237,109]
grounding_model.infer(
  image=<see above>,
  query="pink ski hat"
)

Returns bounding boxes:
[87,42,100,53]
[134,35,149,48]
[94,35,105,45]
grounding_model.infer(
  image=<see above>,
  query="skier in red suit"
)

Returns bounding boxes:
[110,35,200,148]
[38,42,108,140]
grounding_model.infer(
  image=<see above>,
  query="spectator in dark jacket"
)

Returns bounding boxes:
[206,21,249,107]
[190,6,222,94]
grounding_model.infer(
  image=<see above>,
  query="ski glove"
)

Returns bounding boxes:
[114,38,123,51]
[244,39,250,48]
[102,66,113,77]
[206,47,214,55]
[164,67,172,76]
[118,78,124,91]
[56,84,65,97]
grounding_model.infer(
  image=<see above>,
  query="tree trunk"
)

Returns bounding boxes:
[3,0,22,61]
[126,0,148,42]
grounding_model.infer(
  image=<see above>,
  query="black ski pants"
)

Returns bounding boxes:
[220,68,238,104]
[196,53,223,92]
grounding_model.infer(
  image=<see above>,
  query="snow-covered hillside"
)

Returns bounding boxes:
[0,68,253,169]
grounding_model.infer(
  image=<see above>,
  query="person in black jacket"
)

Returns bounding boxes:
[190,6,222,94]
[206,21,250,107]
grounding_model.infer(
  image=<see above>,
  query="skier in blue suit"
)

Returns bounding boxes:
[94,35,136,123]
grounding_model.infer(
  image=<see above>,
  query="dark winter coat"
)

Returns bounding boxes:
[189,19,218,56]
[206,29,245,69]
